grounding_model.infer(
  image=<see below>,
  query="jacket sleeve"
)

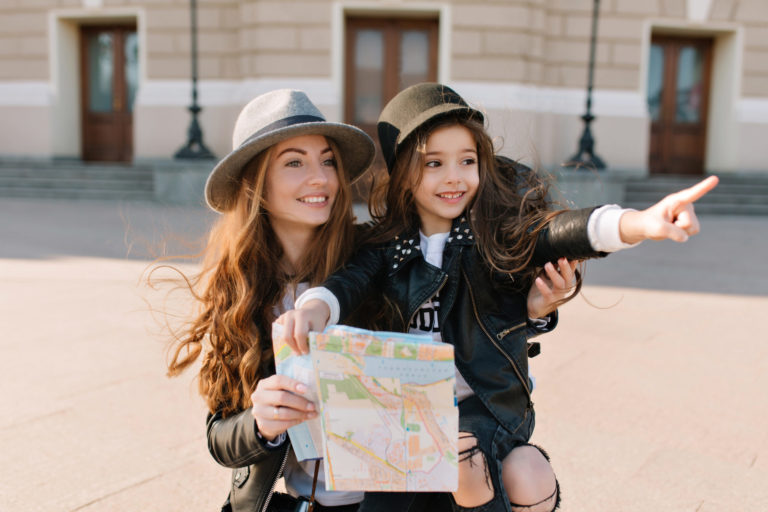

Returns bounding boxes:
[206,408,285,468]
[322,243,387,323]
[531,207,608,266]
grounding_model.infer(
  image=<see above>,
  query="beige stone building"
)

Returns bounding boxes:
[1,0,767,183]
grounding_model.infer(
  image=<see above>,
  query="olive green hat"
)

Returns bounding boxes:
[376,83,484,173]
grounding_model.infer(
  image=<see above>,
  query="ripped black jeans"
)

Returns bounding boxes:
[357,396,559,512]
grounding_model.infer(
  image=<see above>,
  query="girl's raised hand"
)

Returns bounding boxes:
[619,175,719,245]
[275,299,331,355]
[527,257,579,319]
[251,374,317,441]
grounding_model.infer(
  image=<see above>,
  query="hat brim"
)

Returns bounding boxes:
[205,121,375,212]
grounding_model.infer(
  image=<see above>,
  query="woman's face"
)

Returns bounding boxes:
[264,134,340,235]
[411,124,479,236]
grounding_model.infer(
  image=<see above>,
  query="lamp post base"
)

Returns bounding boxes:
[174,106,215,160]
[563,114,605,170]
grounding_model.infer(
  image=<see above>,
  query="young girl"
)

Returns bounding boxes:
[163,89,378,512]
[277,83,718,512]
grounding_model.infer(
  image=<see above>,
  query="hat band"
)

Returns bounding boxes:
[240,114,326,148]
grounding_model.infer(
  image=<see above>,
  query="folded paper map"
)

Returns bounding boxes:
[311,325,458,492]
[272,322,324,461]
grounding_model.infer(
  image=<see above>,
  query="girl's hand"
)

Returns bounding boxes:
[619,176,719,245]
[275,299,331,355]
[527,258,579,319]
[251,374,317,442]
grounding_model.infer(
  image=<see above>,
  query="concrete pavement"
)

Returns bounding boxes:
[1,197,766,511]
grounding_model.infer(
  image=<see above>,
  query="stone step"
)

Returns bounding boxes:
[0,176,154,191]
[0,168,154,181]
[622,201,768,216]
[622,174,768,215]
[0,187,155,201]
[626,182,768,196]
[625,191,768,205]
[0,165,153,180]
[0,160,156,200]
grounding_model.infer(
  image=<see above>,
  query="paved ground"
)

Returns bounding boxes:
[1,197,767,512]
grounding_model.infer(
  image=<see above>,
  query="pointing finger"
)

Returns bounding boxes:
[671,175,719,206]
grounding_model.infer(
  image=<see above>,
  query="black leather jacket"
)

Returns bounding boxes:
[323,207,606,436]
[207,400,289,512]
[205,210,604,510]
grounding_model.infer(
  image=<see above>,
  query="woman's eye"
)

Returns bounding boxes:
[285,159,302,168]
[322,158,337,168]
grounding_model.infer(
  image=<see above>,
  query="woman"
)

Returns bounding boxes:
[165,89,375,512]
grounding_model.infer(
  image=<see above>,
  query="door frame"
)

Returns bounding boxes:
[642,24,742,175]
[331,4,450,124]
[49,11,142,160]
[344,16,439,134]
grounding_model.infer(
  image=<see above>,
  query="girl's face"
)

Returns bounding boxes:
[412,124,479,236]
[264,134,340,235]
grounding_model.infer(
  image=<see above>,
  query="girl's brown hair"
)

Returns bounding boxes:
[369,114,582,294]
[162,139,355,417]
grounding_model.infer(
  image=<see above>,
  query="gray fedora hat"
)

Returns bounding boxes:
[377,83,484,174]
[205,89,375,212]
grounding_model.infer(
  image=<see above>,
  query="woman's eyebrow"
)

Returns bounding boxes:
[277,147,306,157]
[276,146,333,158]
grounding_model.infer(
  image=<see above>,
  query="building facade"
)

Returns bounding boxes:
[1,0,767,178]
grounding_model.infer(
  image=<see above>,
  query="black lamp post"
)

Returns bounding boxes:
[564,0,605,170]
[175,0,215,159]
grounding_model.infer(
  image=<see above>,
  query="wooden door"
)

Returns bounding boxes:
[345,17,438,198]
[345,17,438,137]
[80,26,138,162]
[648,36,713,175]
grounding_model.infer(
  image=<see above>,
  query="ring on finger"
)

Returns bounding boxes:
[273,406,279,420]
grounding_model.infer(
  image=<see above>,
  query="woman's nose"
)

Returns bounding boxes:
[306,162,329,184]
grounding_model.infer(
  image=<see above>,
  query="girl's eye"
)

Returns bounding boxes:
[461,157,477,166]
[425,160,441,168]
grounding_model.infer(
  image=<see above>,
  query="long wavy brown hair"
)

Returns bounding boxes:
[368,113,582,294]
[162,139,355,417]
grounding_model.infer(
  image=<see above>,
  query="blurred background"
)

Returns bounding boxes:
[1,0,768,210]
[1,1,767,511]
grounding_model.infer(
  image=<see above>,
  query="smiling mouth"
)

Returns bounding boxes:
[437,192,464,199]
[298,195,329,204]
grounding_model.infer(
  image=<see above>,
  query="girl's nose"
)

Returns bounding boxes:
[444,163,461,183]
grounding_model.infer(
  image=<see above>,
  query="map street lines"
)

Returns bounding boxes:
[311,326,458,492]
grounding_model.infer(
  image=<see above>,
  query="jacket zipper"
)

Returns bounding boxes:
[260,448,290,512]
[462,267,532,400]
[496,321,527,341]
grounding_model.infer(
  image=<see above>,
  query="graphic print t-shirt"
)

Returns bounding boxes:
[408,231,474,402]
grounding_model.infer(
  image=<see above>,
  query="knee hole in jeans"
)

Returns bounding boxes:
[454,433,494,508]
[504,445,560,512]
